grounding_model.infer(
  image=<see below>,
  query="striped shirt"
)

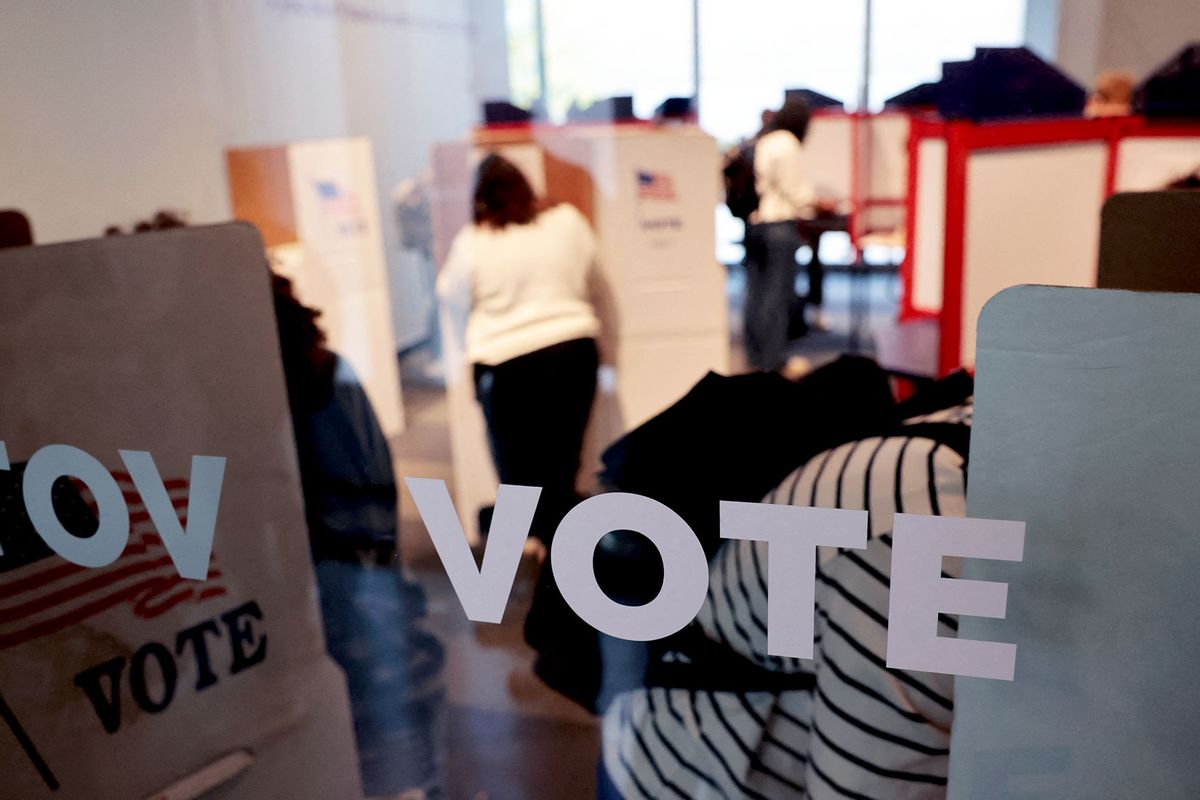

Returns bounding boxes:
[602,411,970,799]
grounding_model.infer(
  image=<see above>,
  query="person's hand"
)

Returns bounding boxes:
[815,198,840,215]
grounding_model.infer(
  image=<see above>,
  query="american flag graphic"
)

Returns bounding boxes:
[636,170,677,201]
[0,471,227,652]
[315,180,365,218]
[315,180,367,237]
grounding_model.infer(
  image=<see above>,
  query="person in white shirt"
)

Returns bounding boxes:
[437,153,602,542]
[745,99,816,370]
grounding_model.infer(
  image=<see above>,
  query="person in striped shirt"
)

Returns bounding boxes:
[600,403,971,799]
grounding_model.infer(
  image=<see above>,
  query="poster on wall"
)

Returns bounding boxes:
[0,224,361,799]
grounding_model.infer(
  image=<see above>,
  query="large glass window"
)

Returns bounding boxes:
[508,0,695,122]
[868,0,1027,107]
[698,0,866,144]
[508,1,1027,142]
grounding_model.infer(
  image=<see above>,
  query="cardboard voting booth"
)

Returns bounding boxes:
[227,137,406,440]
[799,110,912,241]
[0,225,361,799]
[431,124,730,537]
[899,117,1200,373]
[949,285,1200,798]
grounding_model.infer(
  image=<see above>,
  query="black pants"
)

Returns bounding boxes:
[744,221,802,371]
[806,231,825,307]
[474,337,599,543]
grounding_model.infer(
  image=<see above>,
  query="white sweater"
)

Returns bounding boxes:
[437,203,601,366]
[752,128,817,224]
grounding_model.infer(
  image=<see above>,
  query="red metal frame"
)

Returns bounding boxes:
[811,109,915,254]
[937,121,972,375]
[899,114,1200,375]
[899,116,947,322]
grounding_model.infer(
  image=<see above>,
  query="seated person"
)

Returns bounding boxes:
[599,400,972,799]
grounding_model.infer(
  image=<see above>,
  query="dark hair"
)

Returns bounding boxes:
[473,153,539,227]
[105,209,189,236]
[1166,171,1200,190]
[0,210,33,249]
[770,99,812,143]
[272,272,336,411]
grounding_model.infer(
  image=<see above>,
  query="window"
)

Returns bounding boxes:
[508,0,695,122]
[869,0,1026,108]
[508,1,1027,139]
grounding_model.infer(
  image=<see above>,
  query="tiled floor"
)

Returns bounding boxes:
[365,269,909,799]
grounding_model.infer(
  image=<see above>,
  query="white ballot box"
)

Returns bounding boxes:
[227,137,406,440]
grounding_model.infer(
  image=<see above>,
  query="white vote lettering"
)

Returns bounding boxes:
[1,441,225,580]
[407,478,1026,681]
[119,450,225,580]
[887,514,1026,681]
[553,492,710,642]
[720,501,868,659]
[405,477,538,624]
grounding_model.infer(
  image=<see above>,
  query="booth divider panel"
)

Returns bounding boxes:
[912,138,948,314]
[1114,136,1200,191]
[958,143,1107,365]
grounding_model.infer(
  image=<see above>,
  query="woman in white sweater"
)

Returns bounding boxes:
[744,99,817,371]
[437,153,601,542]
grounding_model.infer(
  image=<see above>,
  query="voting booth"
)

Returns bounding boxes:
[799,110,912,242]
[0,225,361,799]
[431,123,730,536]
[227,137,406,439]
[898,116,1200,373]
[950,285,1200,798]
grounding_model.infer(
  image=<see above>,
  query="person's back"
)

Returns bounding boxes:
[441,201,601,366]
[753,127,816,224]
[742,98,818,369]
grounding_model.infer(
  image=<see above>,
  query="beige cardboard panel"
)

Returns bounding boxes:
[0,224,360,799]
[229,138,406,443]
[868,114,911,202]
[804,115,855,199]
[960,144,1106,365]
[1114,136,1200,191]
[912,138,947,314]
[611,332,731,429]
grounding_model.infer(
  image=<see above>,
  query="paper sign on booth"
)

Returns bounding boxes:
[0,225,361,800]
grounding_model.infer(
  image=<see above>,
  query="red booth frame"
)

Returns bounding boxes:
[899,115,1200,375]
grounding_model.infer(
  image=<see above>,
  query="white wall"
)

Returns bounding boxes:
[0,0,509,348]
[1031,0,1200,85]
[1023,0,1061,62]
[0,2,231,242]
[468,0,513,102]
[1094,0,1200,78]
